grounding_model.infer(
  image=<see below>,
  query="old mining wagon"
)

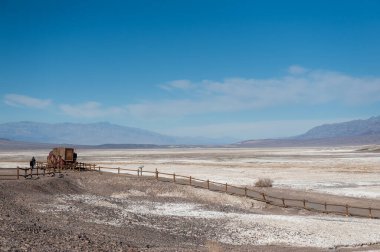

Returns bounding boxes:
[47,147,77,168]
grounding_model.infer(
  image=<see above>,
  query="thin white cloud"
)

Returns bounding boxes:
[159,79,194,91]
[288,65,308,75]
[52,66,380,122]
[60,102,123,118]
[4,94,52,109]
[126,67,380,118]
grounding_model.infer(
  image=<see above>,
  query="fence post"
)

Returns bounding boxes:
[173,173,176,183]
[189,176,192,186]
[345,204,349,216]
[303,200,306,209]
[324,202,327,212]
[225,183,228,192]
[369,207,372,218]
[17,167,19,180]
[262,193,266,202]
[244,187,247,197]
[282,198,286,207]
[207,179,210,189]
[155,169,158,180]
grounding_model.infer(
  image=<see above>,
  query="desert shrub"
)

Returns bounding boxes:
[255,178,273,187]
[205,240,223,252]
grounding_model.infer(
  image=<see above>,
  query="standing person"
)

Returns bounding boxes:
[30,156,36,170]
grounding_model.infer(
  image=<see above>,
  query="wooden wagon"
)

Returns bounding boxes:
[47,147,77,169]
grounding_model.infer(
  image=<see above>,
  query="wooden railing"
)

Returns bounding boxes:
[0,168,20,180]
[0,162,97,179]
[1,164,379,219]
[93,166,380,219]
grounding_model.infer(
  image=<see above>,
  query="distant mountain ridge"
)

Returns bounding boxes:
[295,116,380,139]
[0,121,231,145]
[2,117,380,147]
[238,116,380,147]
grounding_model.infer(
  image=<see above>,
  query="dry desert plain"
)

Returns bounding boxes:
[1,146,380,251]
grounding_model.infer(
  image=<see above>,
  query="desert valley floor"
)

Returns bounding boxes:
[1,146,380,251]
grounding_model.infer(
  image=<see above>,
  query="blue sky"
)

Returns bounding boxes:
[1,0,380,140]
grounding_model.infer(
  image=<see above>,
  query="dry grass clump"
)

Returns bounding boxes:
[255,178,273,187]
[205,240,223,252]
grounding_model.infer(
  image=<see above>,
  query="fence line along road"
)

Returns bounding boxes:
[1,164,379,219]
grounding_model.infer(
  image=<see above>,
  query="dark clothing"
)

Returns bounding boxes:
[30,157,36,169]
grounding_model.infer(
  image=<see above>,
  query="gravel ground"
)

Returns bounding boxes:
[1,171,380,251]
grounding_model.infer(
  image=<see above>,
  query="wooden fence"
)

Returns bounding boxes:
[1,164,380,219]
[0,162,96,180]
[93,166,380,219]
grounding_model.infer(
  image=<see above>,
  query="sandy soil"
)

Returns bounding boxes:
[1,171,380,251]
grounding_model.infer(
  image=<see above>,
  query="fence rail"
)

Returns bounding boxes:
[0,162,97,180]
[92,166,380,219]
[1,164,379,219]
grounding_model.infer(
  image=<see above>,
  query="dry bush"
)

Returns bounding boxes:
[205,240,223,252]
[255,178,273,187]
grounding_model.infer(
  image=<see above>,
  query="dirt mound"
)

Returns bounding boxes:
[2,171,380,251]
[2,175,82,194]
[0,172,309,251]
[0,174,138,251]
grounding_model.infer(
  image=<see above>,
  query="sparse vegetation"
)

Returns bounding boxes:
[205,240,223,252]
[255,178,273,187]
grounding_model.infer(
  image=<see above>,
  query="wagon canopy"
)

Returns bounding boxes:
[50,147,75,162]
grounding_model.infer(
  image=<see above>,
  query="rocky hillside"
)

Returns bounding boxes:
[238,116,380,147]
[296,116,380,140]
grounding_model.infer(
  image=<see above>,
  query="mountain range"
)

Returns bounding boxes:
[0,116,380,147]
[237,116,380,147]
[0,121,233,146]
[296,116,380,140]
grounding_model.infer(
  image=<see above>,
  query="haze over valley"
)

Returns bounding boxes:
[1,116,380,146]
